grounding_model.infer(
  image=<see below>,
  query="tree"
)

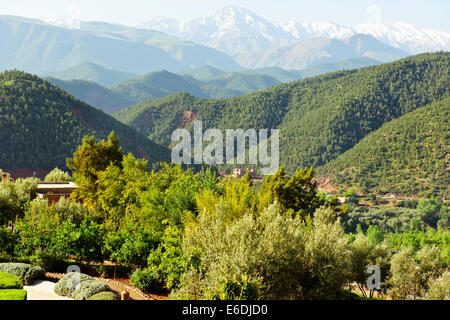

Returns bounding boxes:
[258,167,347,218]
[0,176,39,227]
[67,131,123,210]
[44,168,71,182]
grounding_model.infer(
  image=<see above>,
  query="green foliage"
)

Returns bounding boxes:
[211,275,264,300]
[0,176,39,225]
[174,204,352,300]
[0,70,169,172]
[147,226,187,290]
[117,53,449,184]
[54,273,93,297]
[0,226,18,260]
[53,217,106,264]
[0,263,45,285]
[322,98,450,198]
[44,168,72,182]
[72,279,112,300]
[259,167,346,218]
[385,229,450,263]
[389,246,444,300]
[342,206,432,234]
[0,289,27,300]
[67,132,124,209]
[130,269,164,292]
[348,235,392,297]
[0,272,23,289]
[88,291,121,300]
[426,271,450,300]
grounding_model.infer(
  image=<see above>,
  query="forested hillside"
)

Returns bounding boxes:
[48,63,138,87]
[0,71,169,176]
[319,98,450,198]
[110,70,277,104]
[116,52,449,173]
[46,77,134,114]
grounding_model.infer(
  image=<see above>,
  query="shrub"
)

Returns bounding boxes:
[88,291,121,300]
[44,168,71,182]
[29,249,68,272]
[174,204,352,300]
[0,272,23,289]
[54,272,112,300]
[426,271,450,300]
[211,275,263,300]
[0,263,45,285]
[72,279,111,300]
[130,269,164,293]
[0,289,27,300]
[54,273,93,297]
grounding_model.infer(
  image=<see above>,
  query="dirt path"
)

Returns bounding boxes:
[24,280,73,301]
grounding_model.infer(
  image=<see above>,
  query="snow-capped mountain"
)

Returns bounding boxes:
[140,6,450,56]
[140,6,298,55]
[277,21,450,55]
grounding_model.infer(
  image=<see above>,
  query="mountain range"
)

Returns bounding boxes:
[113,52,449,196]
[140,6,450,56]
[0,15,241,75]
[3,6,448,78]
[44,58,380,114]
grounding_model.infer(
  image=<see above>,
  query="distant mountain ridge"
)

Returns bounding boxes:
[140,6,450,56]
[46,58,380,114]
[0,15,242,75]
[235,34,402,69]
[48,63,138,87]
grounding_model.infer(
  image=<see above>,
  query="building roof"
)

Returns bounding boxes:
[37,182,78,194]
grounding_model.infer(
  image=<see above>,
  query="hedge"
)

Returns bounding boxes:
[0,263,45,285]
[87,291,120,300]
[0,272,23,289]
[54,272,112,300]
[72,279,111,300]
[0,289,27,300]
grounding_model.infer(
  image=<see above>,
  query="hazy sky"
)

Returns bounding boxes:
[1,0,449,31]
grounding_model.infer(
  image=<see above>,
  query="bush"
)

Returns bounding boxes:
[211,275,263,300]
[72,279,111,300]
[88,291,121,300]
[54,273,93,297]
[29,250,68,272]
[426,271,450,300]
[0,272,23,289]
[130,269,164,293]
[44,168,71,182]
[174,204,352,300]
[54,272,111,300]
[0,289,27,300]
[0,263,45,285]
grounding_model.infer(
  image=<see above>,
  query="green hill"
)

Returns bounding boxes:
[110,70,278,104]
[45,77,134,114]
[115,52,449,177]
[179,65,226,80]
[0,71,169,177]
[319,98,450,198]
[204,72,280,92]
[48,63,138,87]
[297,57,381,79]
